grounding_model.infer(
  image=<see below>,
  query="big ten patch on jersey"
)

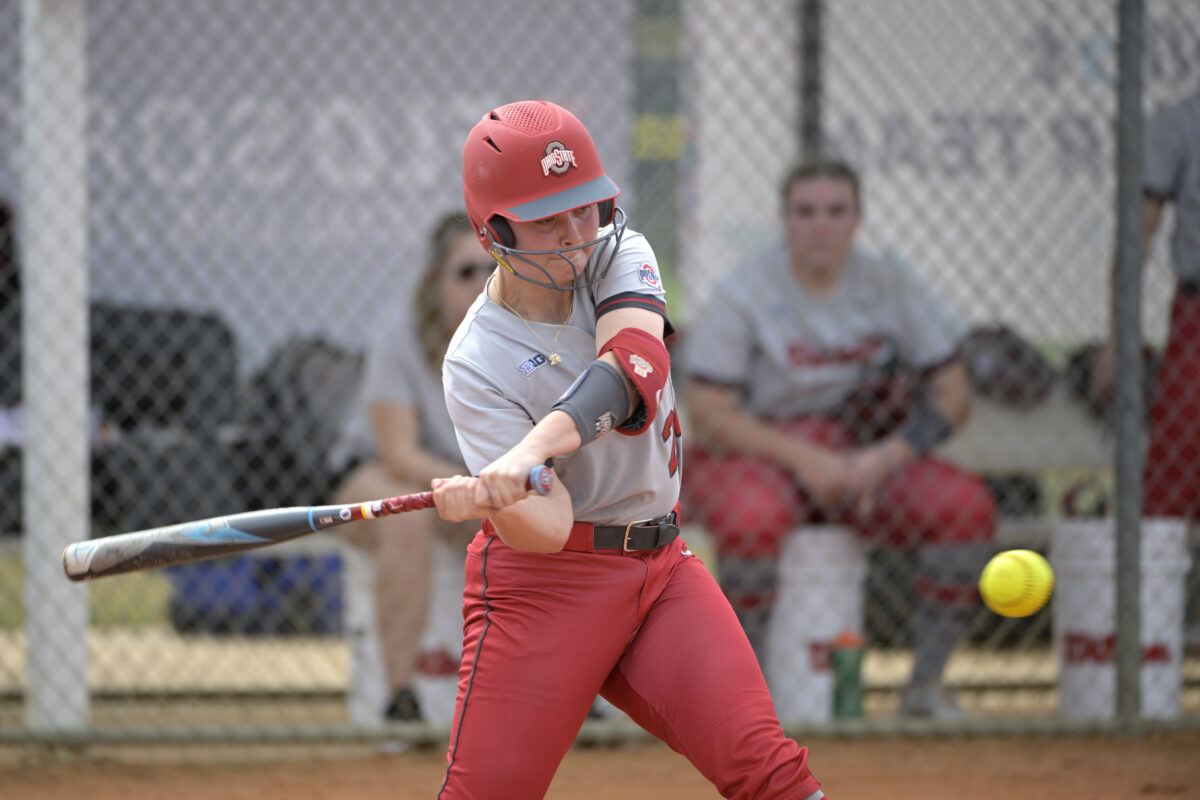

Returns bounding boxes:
[518,352,550,376]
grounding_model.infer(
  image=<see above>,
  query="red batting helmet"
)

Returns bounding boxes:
[462,100,625,289]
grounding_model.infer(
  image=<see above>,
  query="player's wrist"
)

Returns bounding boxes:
[528,409,585,456]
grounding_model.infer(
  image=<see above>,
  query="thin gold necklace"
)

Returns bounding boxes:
[490,277,573,366]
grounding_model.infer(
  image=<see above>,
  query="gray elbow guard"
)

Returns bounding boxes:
[551,360,632,443]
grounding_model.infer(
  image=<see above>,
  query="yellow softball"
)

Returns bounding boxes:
[978,549,1054,618]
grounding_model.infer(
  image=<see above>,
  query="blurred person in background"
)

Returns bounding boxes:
[1093,90,1200,523]
[681,159,996,717]
[329,211,493,723]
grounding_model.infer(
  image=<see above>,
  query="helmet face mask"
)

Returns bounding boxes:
[462,100,625,291]
[490,205,628,291]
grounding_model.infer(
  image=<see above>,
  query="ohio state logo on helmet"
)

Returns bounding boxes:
[541,141,577,177]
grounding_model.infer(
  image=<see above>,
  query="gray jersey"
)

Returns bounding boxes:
[1144,90,1200,283]
[330,300,464,473]
[686,242,963,418]
[443,229,681,525]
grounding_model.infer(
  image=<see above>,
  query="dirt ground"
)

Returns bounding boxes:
[3,731,1199,799]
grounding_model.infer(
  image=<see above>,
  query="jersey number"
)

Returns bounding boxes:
[661,407,681,477]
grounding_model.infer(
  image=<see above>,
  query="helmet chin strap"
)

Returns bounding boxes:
[489,207,628,292]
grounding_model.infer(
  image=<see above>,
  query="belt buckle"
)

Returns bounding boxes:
[622,520,641,552]
[624,520,662,551]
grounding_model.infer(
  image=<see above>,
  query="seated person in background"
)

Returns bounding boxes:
[681,159,995,718]
[329,211,492,722]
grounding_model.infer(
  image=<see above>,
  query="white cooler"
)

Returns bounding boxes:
[764,525,867,723]
[1051,517,1192,720]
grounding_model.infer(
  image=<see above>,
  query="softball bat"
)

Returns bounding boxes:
[62,465,553,582]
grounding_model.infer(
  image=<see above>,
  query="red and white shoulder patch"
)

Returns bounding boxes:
[638,263,660,288]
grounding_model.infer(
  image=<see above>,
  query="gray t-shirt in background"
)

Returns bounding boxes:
[685,241,963,418]
[330,299,464,473]
[1144,90,1200,283]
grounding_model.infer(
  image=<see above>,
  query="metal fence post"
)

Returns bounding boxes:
[634,0,683,291]
[798,0,822,159]
[1113,0,1145,728]
[19,0,90,730]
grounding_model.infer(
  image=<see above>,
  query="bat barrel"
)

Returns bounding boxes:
[62,506,325,582]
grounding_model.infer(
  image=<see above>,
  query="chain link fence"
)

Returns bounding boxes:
[683,0,1200,729]
[1,0,1198,750]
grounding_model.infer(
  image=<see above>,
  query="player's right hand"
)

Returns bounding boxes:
[432,475,495,522]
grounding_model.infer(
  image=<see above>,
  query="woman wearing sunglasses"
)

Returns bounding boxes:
[329,211,494,726]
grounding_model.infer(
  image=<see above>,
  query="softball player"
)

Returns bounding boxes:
[430,101,825,799]
[682,160,995,718]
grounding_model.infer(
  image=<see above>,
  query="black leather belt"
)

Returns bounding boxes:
[576,510,680,552]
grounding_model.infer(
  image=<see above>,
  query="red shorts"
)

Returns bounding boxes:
[681,417,995,558]
[438,531,822,800]
[1145,289,1200,519]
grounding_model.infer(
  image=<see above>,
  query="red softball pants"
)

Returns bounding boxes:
[1145,288,1200,519]
[682,417,995,557]
[437,531,824,800]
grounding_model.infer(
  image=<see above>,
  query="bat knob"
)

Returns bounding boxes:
[528,465,554,496]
